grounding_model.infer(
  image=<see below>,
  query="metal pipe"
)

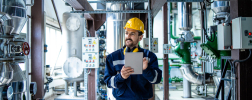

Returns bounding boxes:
[183,77,191,98]
[180,64,204,84]
[178,2,192,31]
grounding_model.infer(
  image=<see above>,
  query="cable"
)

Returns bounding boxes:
[200,2,215,42]
[232,49,252,66]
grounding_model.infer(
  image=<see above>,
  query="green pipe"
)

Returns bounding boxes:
[158,58,181,60]
[174,42,192,64]
[170,64,181,67]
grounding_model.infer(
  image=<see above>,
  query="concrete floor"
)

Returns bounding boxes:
[46,83,216,100]
[155,83,215,100]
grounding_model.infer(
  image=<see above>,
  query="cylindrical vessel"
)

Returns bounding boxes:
[106,3,131,53]
[178,2,192,31]
[62,12,86,78]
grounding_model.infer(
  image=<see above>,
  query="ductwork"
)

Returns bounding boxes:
[106,3,132,53]
[2,0,27,35]
[178,2,192,31]
[180,64,203,84]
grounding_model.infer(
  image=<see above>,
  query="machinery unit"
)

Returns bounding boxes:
[232,17,252,49]
[217,24,231,50]
[62,12,86,78]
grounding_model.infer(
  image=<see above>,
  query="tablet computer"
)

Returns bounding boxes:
[125,52,143,74]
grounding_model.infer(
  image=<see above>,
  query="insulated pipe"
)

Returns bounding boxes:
[180,64,203,84]
[178,2,192,31]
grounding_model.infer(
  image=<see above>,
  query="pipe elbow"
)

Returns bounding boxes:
[0,12,12,23]
[180,64,203,84]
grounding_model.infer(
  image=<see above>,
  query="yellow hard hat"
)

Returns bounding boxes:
[124,17,144,34]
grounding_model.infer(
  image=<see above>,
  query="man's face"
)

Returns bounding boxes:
[125,28,143,48]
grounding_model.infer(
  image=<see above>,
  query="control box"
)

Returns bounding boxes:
[163,44,173,54]
[82,37,99,52]
[82,37,99,68]
[232,17,252,49]
[152,38,158,53]
[218,24,231,50]
[142,38,149,50]
[82,53,99,68]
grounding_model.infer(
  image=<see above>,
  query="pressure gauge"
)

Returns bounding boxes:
[66,16,81,31]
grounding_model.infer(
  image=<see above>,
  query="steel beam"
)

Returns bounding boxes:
[71,10,149,14]
[88,69,96,100]
[51,0,62,33]
[87,0,203,3]
[31,0,44,99]
[163,2,169,100]
[230,0,252,100]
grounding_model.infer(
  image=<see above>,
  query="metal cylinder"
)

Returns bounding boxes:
[106,3,131,53]
[2,0,27,35]
[180,64,203,84]
[62,12,86,78]
[211,1,230,16]
[178,2,192,31]
[183,77,191,98]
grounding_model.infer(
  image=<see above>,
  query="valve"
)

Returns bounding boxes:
[22,42,30,55]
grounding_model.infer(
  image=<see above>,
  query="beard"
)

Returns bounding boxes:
[125,38,139,48]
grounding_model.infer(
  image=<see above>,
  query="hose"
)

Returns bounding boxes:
[232,49,252,68]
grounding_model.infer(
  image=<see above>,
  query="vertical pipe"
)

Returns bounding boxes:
[26,15,30,100]
[65,81,68,95]
[74,81,77,96]
[163,2,169,100]
[183,77,191,98]
[148,0,152,51]
[31,0,44,99]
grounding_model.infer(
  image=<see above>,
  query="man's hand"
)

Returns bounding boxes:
[121,66,134,79]
[143,57,148,70]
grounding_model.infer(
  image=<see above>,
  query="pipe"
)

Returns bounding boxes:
[0,12,12,23]
[180,64,203,84]
[168,3,201,40]
[174,42,191,64]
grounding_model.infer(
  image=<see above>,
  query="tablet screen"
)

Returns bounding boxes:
[125,52,143,74]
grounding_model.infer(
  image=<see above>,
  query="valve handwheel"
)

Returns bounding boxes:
[22,42,30,55]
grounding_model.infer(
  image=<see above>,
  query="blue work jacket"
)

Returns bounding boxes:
[104,47,162,100]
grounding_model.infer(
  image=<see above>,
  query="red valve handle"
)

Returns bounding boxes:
[22,42,30,55]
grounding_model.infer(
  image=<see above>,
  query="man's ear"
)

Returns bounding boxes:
[139,35,143,41]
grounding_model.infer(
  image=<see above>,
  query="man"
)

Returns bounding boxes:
[104,17,162,100]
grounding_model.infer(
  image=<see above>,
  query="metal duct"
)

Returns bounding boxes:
[0,62,13,86]
[180,64,203,84]
[178,2,192,31]
[211,1,230,16]
[2,0,27,35]
[106,3,132,53]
